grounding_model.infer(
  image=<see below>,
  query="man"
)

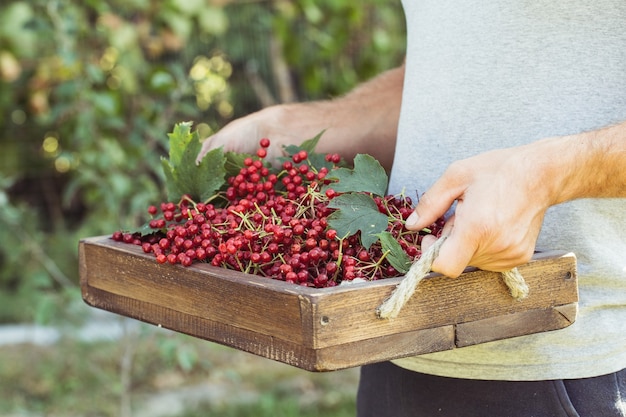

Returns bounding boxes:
[199,1,626,415]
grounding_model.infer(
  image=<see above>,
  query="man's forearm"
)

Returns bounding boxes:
[407,118,626,277]
[536,120,626,205]
[198,62,405,167]
[299,63,405,170]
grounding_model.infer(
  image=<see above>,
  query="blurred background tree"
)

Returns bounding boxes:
[0,0,405,323]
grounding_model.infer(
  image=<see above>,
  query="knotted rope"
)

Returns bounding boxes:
[376,238,529,319]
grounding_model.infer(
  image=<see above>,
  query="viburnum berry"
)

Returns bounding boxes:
[111,137,446,288]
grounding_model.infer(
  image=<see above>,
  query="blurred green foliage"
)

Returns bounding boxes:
[0,0,405,323]
[0,331,359,416]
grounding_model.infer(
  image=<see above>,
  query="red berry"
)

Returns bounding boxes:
[358,250,370,262]
[115,140,430,284]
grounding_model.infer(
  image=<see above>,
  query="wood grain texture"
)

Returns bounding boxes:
[79,236,579,371]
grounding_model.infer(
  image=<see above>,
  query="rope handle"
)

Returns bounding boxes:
[376,238,530,319]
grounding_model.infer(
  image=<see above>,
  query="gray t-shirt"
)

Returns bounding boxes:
[390,0,626,380]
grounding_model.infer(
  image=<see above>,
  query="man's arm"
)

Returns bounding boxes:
[548,121,626,201]
[198,62,405,171]
[406,120,626,277]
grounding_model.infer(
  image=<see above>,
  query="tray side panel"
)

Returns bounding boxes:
[308,253,578,348]
[81,284,323,370]
[80,238,307,345]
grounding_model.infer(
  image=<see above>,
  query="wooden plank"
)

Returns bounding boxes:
[312,326,456,371]
[555,303,578,322]
[81,285,321,370]
[455,303,578,347]
[80,237,309,345]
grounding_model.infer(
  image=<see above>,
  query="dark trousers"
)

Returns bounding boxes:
[357,361,626,417]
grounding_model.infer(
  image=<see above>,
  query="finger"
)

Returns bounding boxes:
[429,225,476,278]
[439,214,455,237]
[420,217,458,275]
[197,135,218,164]
[420,234,438,252]
[405,169,467,231]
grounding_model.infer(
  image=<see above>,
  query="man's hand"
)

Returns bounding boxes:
[405,119,626,278]
[197,104,312,166]
[405,144,552,278]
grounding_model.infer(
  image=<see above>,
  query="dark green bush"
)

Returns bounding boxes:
[0,0,405,323]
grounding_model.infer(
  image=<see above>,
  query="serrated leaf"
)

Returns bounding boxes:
[282,129,325,156]
[184,146,227,202]
[377,231,412,274]
[307,152,335,172]
[327,193,388,249]
[160,157,180,201]
[224,151,252,179]
[323,154,388,196]
[162,122,227,202]
[278,130,335,172]
[167,121,194,167]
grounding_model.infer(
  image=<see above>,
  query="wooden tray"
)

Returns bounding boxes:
[79,236,578,372]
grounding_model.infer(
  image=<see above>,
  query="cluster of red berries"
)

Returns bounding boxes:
[112,139,444,288]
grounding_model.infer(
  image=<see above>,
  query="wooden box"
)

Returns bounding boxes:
[79,236,578,372]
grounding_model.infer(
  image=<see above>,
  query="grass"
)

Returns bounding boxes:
[180,394,356,417]
[0,318,359,417]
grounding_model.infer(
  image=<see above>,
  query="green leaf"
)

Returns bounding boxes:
[282,129,325,156]
[160,157,178,200]
[197,149,228,201]
[327,193,388,249]
[323,154,388,196]
[177,145,226,202]
[167,121,194,168]
[377,231,412,274]
[162,122,227,202]
[279,130,331,169]
[224,150,252,180]
[150,70,176,93]
[198,6,229,35]
[0,2,37,58]
[307,151,336,172]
